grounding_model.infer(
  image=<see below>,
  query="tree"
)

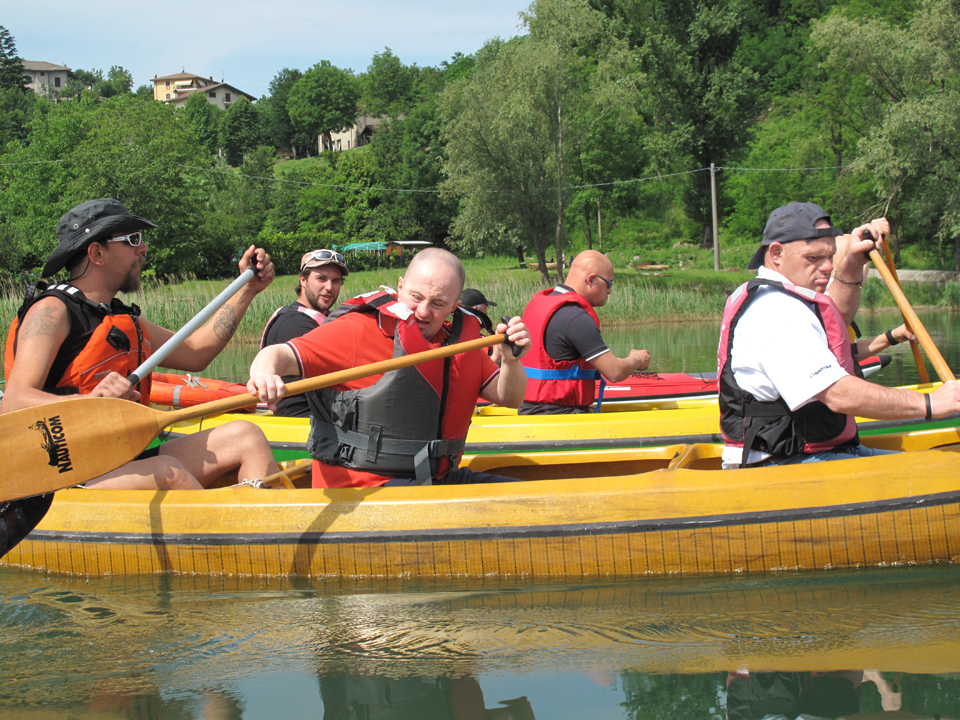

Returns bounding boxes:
[592,0,762,247]
[442,0,632,283]
[220,96,263,166]
[0,26,27,92]
[286,60,360,153]
[204,146,276,276]
[812,0,960,269]
[0,94,212,276]
[102,66,134,97]
[0,85,37,147]
[181,90,222,157]
[361,48,416,117]
[261,67,303,156]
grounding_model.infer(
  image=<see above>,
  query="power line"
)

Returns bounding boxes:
[1,157,853,193]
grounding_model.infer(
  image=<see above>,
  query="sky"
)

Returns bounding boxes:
[6,0,530,98]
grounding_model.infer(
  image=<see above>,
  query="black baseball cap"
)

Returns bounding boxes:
[747,202,843,270]
[460,288,497,308]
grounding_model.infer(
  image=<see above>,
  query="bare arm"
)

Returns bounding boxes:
[816,375,960,420]
[479,317,530,408]
[828,218,890,324]
[143,246,275,372]
[856,324,914,357]
[1,297,138,413]
[591,348,651,384]
[246,343,300,411]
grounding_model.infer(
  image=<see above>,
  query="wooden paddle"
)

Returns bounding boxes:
[878,236,929,383]
[0,333,506,502]
[865,231,955,382]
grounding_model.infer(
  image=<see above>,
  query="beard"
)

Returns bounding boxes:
[304,286,336,313]
[118,262,143,294]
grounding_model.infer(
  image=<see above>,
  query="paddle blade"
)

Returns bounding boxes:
[1,398,163,501]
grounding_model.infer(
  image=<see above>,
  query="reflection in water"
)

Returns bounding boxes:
[0,567,958,718]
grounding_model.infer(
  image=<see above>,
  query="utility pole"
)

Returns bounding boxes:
[597,200,603,253]
[711,163,719,272]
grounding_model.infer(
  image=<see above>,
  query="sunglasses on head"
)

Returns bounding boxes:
[302,249,345,270]
[107,231,144,247]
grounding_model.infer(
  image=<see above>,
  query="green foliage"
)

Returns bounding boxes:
[0,26,27,92]
[0,84,37,147]
[287,61,360,140]
[0,93,213,276]
[443,0,633,283]
[201,147,276,277]
[180,91,223,156]
[65,66,134,99]
[220,96,264,166]
[367,96,457,244]
[812,0,960,270]
[595,0,762,245]
[262,68,304,156]
[361,48,418,118]
[940,281,960,308]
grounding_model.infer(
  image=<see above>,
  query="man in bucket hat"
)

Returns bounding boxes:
[717,201,960,469]
[2,198,281,490]
[259,249,350,417]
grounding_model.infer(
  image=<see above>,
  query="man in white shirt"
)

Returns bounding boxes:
[718,202,960,468]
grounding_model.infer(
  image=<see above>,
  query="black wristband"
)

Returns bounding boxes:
[925,393,933,421]
[885,329,901,346]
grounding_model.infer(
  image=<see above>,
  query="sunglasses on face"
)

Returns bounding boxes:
[302,249,345,271]
[107,231,144,247]
[595,274,614,290]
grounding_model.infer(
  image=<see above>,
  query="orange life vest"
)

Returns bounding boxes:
[4,282,152,405]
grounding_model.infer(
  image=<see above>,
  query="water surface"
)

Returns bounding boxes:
[2,566,959,719]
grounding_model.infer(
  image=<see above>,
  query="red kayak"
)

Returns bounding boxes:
[477,354,891,407]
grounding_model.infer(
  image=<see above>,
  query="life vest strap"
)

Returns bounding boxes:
[309,421,467,485]
[525,367,600,380]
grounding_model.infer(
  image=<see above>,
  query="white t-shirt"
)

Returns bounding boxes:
[721,267,850,467]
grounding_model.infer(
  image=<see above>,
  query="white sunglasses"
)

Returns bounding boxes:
[107,231,144,247]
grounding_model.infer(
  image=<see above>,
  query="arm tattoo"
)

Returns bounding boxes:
[212,305,239,342]
[19,307,61,341]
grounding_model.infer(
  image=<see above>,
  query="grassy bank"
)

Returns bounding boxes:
[1,254,958,355]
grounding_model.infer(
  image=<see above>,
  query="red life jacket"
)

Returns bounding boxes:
[259,302,324,350]
[521,288,601,408]
[718,278,858,466]
[4,283,152,405]
[305,290,484,484]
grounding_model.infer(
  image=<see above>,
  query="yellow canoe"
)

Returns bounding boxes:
[4,425,959,580]
[161,382,953,456]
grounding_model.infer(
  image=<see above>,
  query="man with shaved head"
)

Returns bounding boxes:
[520,249,650,414]
[248,248,530,488]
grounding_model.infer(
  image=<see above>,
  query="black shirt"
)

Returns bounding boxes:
[260,302,324,417]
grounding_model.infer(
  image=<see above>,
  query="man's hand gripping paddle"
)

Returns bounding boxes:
[0,332,508,501]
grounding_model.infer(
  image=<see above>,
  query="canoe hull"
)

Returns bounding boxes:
[5,443,960,580]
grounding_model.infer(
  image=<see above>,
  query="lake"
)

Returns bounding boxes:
[4,308,960,718]
[1,565,958,718]
[200,307,960,390]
